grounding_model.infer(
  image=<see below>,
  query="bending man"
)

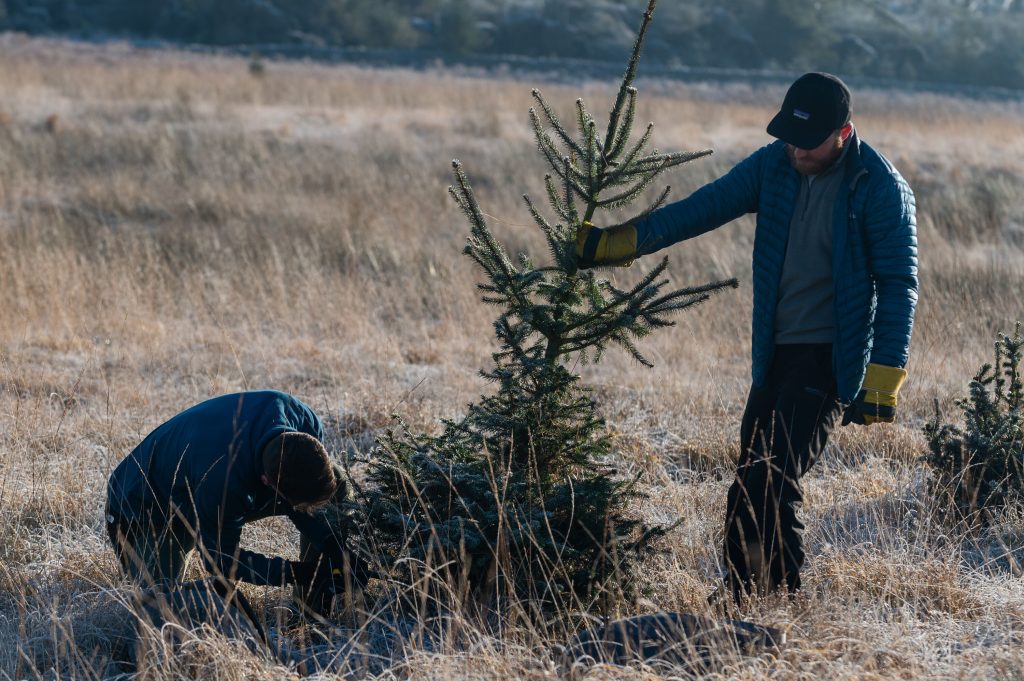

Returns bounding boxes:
[106,390,358,615]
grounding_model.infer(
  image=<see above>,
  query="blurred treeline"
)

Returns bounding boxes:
[3,0,1023,90]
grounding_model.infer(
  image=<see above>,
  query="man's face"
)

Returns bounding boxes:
[290,498,330,515]
[785,126,849,176]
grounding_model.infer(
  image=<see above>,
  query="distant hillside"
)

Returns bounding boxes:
[3,0,1023,90]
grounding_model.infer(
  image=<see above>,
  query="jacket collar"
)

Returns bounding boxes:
[843,129,869,190]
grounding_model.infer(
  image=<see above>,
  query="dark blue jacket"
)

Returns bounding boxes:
[107,391,341,585]
[635,133,917,403]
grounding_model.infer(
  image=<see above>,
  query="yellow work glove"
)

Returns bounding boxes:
[842,363,908,426]
[575,221,638,268]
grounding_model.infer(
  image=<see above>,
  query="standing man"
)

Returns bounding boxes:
[106,390,359,615]
[577,73,917,602]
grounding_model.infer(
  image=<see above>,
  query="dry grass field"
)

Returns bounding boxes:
[1,33,1024,679]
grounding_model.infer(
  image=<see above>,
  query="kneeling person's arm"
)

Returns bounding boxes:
[196,512,309,586]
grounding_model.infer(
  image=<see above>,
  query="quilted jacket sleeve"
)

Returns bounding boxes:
[195,500,289,586]
[862,172,918,368]
[634,146,766,256]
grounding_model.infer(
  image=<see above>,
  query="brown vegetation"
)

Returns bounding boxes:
[1,38,1023,679]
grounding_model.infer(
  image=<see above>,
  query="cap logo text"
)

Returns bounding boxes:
[793,109,811,120]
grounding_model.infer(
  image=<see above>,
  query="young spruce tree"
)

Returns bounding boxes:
[925,323,1024,522]
[358,0,737,618]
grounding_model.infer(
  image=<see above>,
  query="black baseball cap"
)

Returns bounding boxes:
[767,72,852,150]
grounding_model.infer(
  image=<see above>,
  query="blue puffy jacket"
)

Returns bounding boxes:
[634,133,917,403]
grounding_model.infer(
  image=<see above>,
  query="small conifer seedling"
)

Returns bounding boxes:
[926,322,1024,522]
[357,0,738,619]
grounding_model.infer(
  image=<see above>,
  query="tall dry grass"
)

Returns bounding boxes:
[1,36,1024,679]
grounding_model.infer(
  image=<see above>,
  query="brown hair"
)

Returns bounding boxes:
[261,432,337,505]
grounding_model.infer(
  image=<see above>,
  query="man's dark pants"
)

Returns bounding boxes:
[724,343,843,601]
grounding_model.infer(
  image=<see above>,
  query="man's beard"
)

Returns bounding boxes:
[786,135,845,176]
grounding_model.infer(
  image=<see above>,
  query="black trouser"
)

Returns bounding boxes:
[105,502,195,587]
[724,343,843,601]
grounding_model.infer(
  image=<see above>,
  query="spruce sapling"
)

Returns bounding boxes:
[926,322,1024,522]
[356,0,738,618]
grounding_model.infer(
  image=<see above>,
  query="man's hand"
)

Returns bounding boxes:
[289,554,372,617]
[842,363,908,426]
[575,221,638,268]
[286,559,320,586]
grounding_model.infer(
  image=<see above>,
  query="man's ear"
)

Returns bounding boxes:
[840,122,854,141]
[260,473,271,487]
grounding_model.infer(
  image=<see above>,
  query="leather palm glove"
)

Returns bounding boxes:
[842,363,908,426]
[575,221,638,268]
